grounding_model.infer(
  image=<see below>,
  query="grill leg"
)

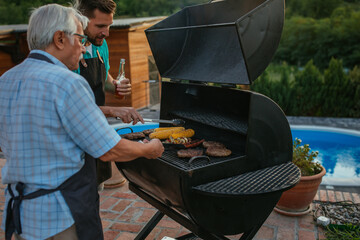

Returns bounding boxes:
[238,217,267,240]
[129,183,229,240]
[135,210,164,240]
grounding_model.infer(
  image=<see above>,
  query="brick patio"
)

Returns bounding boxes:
[0,157,359,240]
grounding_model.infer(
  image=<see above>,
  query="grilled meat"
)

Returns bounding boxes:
[177,149,204,158]
[121,132,145,140]
[205,146,232,157]
[142,129,154,136]
[203,141,225,149]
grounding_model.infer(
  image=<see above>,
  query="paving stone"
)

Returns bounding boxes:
[277,226,295,240]
[327,190,336,202]
[335,191,344,201]
[100,210,121,220]
[352,193,360,203]
[100,197,121,210]
[133,200,155,209]
[110,222,143,233]
[319,190,328,202]
[112,192,138,200]
[158,218,183,229]
[118,206,140,222]
[298,214,316,231]
[254,225,275,239]
[265,211,296,229]
[145,228,161,240]
[102,219,113,230]
[343,192,353,202]
[137,209,158,223]
[298,229,317,240]
[117,231,138,240]
[104,230,121,240]
[111,199,133,212]
[318,228,327,240]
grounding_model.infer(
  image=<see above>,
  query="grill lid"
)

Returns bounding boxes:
[145,0,284,85]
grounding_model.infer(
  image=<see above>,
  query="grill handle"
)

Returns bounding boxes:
[188,155,210,166]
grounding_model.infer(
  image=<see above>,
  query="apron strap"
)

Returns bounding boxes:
[5,183,59,240]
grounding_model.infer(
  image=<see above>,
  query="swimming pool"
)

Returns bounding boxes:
[111,123,360,186]
[291,125,360,186]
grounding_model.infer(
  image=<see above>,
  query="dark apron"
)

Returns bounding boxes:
[79,50,111,185]
[5,53,103,240]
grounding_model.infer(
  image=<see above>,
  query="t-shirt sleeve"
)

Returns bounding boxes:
[102,39,110,74]
[56,73,120,158]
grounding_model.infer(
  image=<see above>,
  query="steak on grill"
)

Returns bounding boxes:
[142,129,155,136]
[205,146,232,157]
[121,132,145,140]
[177,149,204,158]
[203,141,225,148]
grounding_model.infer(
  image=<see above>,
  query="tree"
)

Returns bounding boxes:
[0,0,71,24]
[322,58,353,117]
[292,60,323,116]
[349,65,360,117]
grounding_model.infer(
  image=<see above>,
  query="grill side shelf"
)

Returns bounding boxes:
[171,109,248,135]
[192,162,300,196]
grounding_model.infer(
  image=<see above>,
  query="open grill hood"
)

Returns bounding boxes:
[145,0,284,85]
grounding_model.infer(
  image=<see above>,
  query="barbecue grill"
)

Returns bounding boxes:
[115,0,301,239]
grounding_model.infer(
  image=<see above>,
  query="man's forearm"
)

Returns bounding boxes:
[104,73,115,92]
[99,106,113,117]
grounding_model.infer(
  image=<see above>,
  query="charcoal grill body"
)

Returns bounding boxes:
[117,82,299,236]
[116,0,301,238]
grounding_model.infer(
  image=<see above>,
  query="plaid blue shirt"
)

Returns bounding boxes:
[0,50,120,239]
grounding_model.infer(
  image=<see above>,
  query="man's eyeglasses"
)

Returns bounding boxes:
[73,33,88,46]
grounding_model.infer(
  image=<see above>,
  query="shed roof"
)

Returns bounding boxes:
[0,16,165,35]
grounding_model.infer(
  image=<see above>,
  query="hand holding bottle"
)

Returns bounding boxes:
[114,59,131,99]
[113,78,131,97]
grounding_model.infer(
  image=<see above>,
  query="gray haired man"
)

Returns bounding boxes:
[0,4,163,240]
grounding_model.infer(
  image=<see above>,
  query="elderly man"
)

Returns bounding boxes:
[0,4,163,240]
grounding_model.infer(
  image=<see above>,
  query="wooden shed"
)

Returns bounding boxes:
[0,16,165,109]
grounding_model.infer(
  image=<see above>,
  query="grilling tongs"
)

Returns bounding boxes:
[143,118,185,126]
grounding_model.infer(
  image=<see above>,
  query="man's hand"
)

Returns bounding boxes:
[99,138,164,162]
[112,107,144,124]
[99,106,144,124]
[142,139,164,159]
[113,78,131,97]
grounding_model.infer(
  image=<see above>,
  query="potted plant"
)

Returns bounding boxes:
[274,138,326,216]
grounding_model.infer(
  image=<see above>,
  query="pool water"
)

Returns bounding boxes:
[291,126,360,186]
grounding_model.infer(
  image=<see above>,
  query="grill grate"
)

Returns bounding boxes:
[193,162,300,195]
[172,109,248,134]
[159,149,245,171]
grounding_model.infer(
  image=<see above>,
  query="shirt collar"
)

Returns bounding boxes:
[30,49,68,70]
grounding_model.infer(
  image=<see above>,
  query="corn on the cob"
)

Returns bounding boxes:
[170,129,195,139]
[149,128,185,139]
[153,127,185,132]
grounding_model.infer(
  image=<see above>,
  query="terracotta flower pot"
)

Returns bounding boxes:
[274,166,326,216]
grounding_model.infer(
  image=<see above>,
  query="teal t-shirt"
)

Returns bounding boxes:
[73,39,110,81]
